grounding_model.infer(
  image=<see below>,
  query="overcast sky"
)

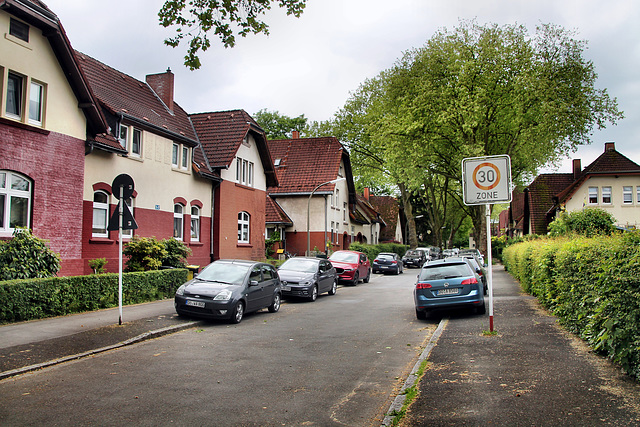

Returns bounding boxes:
[45,0,640,174]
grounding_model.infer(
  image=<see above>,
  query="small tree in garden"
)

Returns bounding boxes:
[549,208,616,237]
[162,238,192,268]
[123,236,168,272]
[0,228,60,280]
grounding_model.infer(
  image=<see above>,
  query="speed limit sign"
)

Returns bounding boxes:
[462,155,512,205]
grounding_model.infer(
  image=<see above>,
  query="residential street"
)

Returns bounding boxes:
[0,271,433,426]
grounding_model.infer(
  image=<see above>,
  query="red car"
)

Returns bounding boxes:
[329,250,371,286]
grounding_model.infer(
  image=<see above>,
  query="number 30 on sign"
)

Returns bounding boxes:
[462,155,512,205]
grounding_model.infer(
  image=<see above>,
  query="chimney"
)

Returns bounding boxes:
[572,159,581,180]
[291,130,300,139]
[364,187,370,201]
[146,68,174,111]
[604,141,615,152]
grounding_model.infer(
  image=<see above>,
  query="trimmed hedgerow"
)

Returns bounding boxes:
[503,231,640,379]
[348,242,409,263]
[0,268,188,323]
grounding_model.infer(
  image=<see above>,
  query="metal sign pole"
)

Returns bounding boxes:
[118,188,123,325]
[486,204,494,331]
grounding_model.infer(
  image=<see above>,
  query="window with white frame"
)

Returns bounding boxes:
[336,189,340,207]
[28,81,43,125]
[588,187,598,204]
[190,206,200,241]
[181,146,189,169]
[0,171,31,234]
[236,157,254,186]
[238,211,250,243]
[602,186,612,204]
[92,190,109,237]
[623,186,633,204]
[6,72,23,119]
[2,70,47,126]
[637,186,640,204]
[173,203,184,240]
[172,143,179,167]
[131,128,142,157]
[343,202,347,221]
[118,124,128,150]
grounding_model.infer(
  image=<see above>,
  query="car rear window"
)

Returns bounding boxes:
[419,263,472,281]
[377,254,394,260]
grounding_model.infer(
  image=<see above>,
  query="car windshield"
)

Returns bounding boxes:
[419,264,472,281]
[406,251,420,257]
[279,258,318,273]
[330,252,358,263]
[196,262,250,285]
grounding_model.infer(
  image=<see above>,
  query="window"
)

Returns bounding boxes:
[331,221,335,243]
[190,206,200,241]
[173,204,184,240]
[172,143,179,167]
[0,171,31,234]
[6,72,23,119]
[343,202,347,221]
[588,187,598,204]
[236,157,254,186]
[92,191,109,237]
[602,186,612,204]
[9,18,29,42]
[248,162,253,186]
[118,124,128,150]
[238,211,250,243]
[28,81,43,125]
[623,186,633,204]
[181,146,189,169]
[336,189,340,207]
[131,128,142,157]
[637,186,640,204]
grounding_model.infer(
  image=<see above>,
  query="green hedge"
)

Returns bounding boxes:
[0,269,188,323]
[503,231,640,379]
[348,242,409,263]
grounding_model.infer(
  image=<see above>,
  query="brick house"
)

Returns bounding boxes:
[190,110,278,261]
[0,0,109,275]
[504,142,640,236]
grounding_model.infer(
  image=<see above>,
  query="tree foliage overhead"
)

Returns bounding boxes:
[159,0,307,70]
[253,109,308,139]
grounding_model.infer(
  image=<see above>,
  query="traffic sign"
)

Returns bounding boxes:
[112,174,135,199]
[462,155,512,205]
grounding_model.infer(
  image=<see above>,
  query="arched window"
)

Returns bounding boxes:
[174,203,184,240]
[237,211,250,243]
[92,190,109,237]
[0,171,31,235]
[190,206,200,241]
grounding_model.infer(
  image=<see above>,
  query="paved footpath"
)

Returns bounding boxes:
[400,264,640,426]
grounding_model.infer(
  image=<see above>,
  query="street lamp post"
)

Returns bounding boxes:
[307,178,346,256]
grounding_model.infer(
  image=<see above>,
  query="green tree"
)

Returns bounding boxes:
[548,208,616,237]
[159,0,307,70]
[253,109,308,139]
[0,228,60,280]
[123,236,168,272]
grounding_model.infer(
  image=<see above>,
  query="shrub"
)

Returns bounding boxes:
[123,236,168,271]
[88,258,108,274]
[162,238,192,268]
[0,228,60,280]
[348,242,409,262]
[549,208,616,237]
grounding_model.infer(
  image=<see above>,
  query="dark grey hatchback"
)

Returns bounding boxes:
[278,257,338,301]
[175,259,281,324]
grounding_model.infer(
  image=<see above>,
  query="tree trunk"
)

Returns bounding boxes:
[399,182,418,248]
[469,205,488,256]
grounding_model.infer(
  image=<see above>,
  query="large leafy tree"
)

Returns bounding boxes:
[159,0,307,70]
[253,109,308,139]
[341,20,623,252]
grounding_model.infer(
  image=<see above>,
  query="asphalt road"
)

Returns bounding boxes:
[0,269,435,426]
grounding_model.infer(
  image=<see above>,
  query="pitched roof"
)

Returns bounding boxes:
[267,137,355,203]
[266,196,293,226]
[368,195,400,241]
[75,51,198,146]
[2,0,107,135]
[190,109,277,187]
[527,173,574,234]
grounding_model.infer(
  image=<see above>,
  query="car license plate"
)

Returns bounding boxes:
[438,288,459,296]
[186,300,205,308]
[381,266,388,269]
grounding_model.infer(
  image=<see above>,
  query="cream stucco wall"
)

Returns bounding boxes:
[0,12,86,138]
[564,176,640,229]
[220,134,267,191]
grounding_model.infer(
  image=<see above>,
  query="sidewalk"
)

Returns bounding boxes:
[0,299,200,380]
[399,263,640,426]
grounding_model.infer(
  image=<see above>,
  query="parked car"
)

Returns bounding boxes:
[373,252,404,274]
[451,255,488,292]
[175,259,281,323]
[329,250,371,285]
[459,248,485,267]
[414,258,486,320]
[278,257,338,301]
[402,249,427,268]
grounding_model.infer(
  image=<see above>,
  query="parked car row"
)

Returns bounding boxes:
[174,250,373,323]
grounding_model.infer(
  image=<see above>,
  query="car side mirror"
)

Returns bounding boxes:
[249,280,259,287]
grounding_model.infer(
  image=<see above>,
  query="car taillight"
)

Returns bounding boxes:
[461,277,478,285]
[391,260,397,264]
[416,282,432,289]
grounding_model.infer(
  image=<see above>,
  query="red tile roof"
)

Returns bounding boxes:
[266,196,293,225]
[75,51,197,145]
[369,195,399,241]
[190,110,277,187]
[527,173,574,234]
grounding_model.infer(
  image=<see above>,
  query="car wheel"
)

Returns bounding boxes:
[328,279,338,295]
[268,293,281,313]
[230,301,245,324]
[363,269,371,283]
[352,271,359,286]
[416,309,427,320]
[308,285,318,302]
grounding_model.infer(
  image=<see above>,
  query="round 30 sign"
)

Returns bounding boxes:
[462,155,512,205]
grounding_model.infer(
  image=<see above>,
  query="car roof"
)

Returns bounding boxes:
[331,250,363,255]
[284,256,321,263]
[378,252,395,256]
[424,258,467,267]
[216,259,266,267]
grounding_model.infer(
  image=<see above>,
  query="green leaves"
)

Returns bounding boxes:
[0,228,60,281]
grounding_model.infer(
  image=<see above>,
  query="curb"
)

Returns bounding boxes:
[381,317,449,426]
[0,321,200,381]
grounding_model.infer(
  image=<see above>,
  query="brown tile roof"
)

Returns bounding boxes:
[369,195,400,241]
[190,110,277,187]
[267,137,349,195]
[527,173,574,234]
[75,51,197,145]
[266,196,293,225]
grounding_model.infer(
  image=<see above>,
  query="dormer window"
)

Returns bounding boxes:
[274,158,281,167]
[9,18,29,42]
